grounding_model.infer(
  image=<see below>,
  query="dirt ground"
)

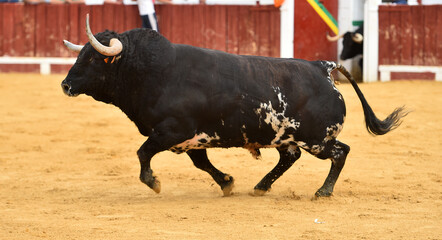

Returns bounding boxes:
[0,73,441,240]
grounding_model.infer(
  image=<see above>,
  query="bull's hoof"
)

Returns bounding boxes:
[221,175,235,196]
[314,188,333,198]
[151,178,161,194]
[252,188,270,196]
[140,172,161,194]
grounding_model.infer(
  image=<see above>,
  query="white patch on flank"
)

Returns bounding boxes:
[324,122,344,142]
[321,61,342,100]
[170,132,220,153]
[255,87,300,145]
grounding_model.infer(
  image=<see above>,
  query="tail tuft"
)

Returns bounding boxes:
[333,63,409,136]
[364,106,409,135]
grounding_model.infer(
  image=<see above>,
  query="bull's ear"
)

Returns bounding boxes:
[103,56,117,64]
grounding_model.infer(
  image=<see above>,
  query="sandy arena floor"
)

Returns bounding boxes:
[0,73,441,239]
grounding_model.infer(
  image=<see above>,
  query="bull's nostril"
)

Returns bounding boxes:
[61,82,70,93]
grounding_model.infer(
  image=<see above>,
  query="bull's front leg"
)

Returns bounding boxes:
[137,140,162,193]
[137,118,192,193]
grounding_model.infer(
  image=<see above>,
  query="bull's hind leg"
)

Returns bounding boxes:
[315,140,350,197]
[253,146,301,196]
[187,149,234,196]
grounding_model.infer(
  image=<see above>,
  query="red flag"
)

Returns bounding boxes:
[274,0,285,8]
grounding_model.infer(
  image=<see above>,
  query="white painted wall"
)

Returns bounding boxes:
[280,0,294,58]
[422,0,442,3]
[363,0,381,82]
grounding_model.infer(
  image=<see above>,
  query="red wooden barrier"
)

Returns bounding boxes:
[157,5,280,57]
[294,0,338,61]
[379,5,442,79]
[378,5,442,79]
[0,3,280,73]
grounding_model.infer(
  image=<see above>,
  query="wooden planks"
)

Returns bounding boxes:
[294,0,338,61]
[156,4,279,57]
[379,5,442,66]
[0,4,279,55]
[0,3,280,72]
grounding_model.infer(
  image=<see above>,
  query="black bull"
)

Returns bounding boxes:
[61,19,407,197]
[328,26,364,69]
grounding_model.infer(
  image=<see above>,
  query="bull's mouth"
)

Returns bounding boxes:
[61,82,79,97]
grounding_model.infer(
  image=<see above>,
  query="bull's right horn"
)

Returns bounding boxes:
[352,33,363,43]
[326,32,344,42]
[63,40,84,53]
[85,14,123,56]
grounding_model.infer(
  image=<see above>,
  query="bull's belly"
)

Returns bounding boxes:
[169,132,223,153]
[168,115,344,157]
[168,130,300,160]
[169,85,345,155]
[168,125,297,155]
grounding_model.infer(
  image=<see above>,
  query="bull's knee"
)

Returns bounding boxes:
[331,142,350,165]
[315,141,350,198]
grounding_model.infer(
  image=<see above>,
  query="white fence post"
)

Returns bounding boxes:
[280,0,294,58]
[363,0,381,82]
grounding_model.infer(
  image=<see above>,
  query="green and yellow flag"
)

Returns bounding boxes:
[306,0,339,35]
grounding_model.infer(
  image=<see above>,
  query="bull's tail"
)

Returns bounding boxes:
[334,63,408,135]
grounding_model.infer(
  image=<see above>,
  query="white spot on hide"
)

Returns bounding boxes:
[321,61,342,99]
[170,132,220,153]
[255,87,300,145]
[324,122,344,142]
[310,145,324,155]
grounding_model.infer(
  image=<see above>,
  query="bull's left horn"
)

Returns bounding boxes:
[85,14,123,56]
[326,32,344,42]
[352,33,363,43]
[63,40,83,53]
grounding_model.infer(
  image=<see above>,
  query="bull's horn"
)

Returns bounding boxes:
[85,14,122,56]
[63,40,83,53]
[352,33,363,43]
[326,32,344,42]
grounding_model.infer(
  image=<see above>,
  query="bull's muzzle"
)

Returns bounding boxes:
[61,80,78,97]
